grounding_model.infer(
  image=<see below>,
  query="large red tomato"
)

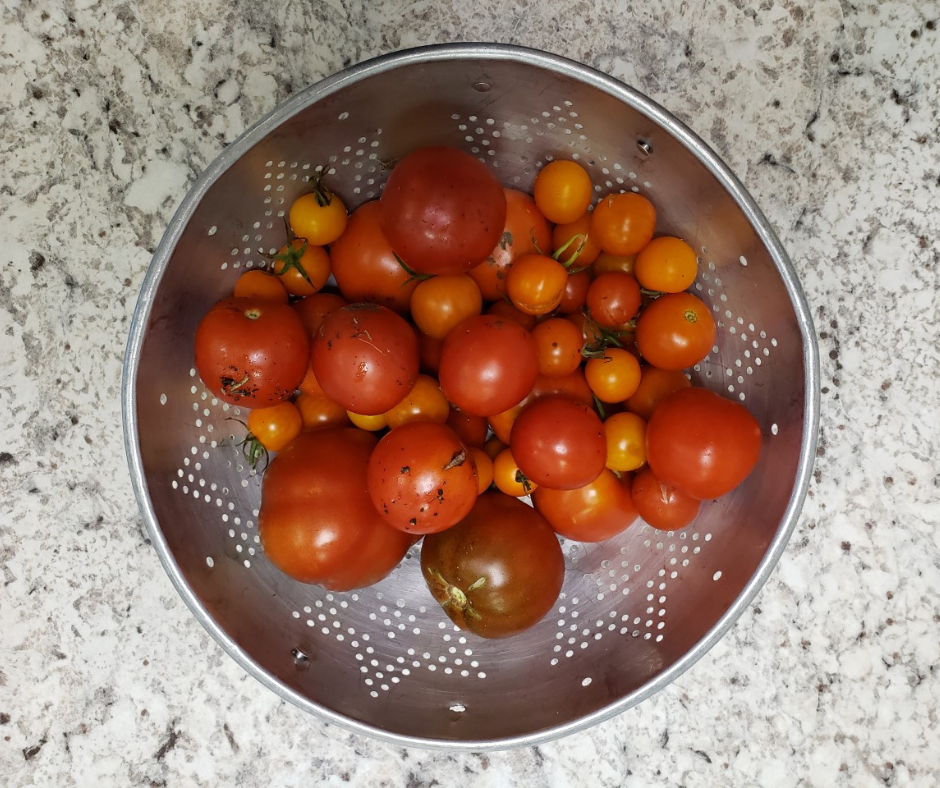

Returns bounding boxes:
[420,492,565,638]
[510,396,606,490]
[533,469,639,542]
[194,297,309,407]
[645,386,762,500]
[437,314,538,417]
[312,303,419,415]
[379,147,507,275]
[367,422,479,535]
[329,200,419,313]
[258,428,412,590]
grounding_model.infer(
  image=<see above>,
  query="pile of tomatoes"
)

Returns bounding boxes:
[193,146,762,639]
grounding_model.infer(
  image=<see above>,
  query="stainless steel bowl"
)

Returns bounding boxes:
[122,43,820,749]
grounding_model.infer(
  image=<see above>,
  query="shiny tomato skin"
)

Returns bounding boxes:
[533,468,638,542]
[590,192,656,256]
[510,396,606,490]
[312,303,419,416]
[409,274,483,340]
[557,269,591,314]
[420,492,565,638]
[379,147,507,275]
[631,465,701,530]
[367,422,479,534]
[634,292,716,370]
[194,297,310,407]
[258,428,411,590]
[468,188,552,301]
[645,387,762,500]
[438,314,539,417]
[329,200,419,313]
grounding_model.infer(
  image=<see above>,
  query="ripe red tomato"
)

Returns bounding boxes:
[446,407,489,448]
[258,428,412,590]
[556,269,591,314]
[194,297,310,407]
[533,468,638,542]
[635,292,716,370]
[438,314,538,417]
[510,396,606,490]
[420,492,565,638]
[590,192,656,256]
[505,253,569,316]
[379,147,507,275]
[367,422,479,534]
[630,466,701,530]
[486,299,539,331]
[294,391,350,432]
[468,188,552,301]
[586,271,642,329]
[645,387,762,500]
[312,303,419,415]
[329,200,419,313]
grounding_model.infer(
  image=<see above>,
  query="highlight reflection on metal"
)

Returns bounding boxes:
[123,43,820,750]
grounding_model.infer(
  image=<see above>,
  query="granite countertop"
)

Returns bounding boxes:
[2,1,938,785]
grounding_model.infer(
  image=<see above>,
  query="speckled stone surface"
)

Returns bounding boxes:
[2,1,939,786]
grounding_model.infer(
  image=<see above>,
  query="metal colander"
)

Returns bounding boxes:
[122,43,820,750]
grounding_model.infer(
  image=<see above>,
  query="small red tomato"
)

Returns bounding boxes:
[510,396,606,490]
[631,466,701,530]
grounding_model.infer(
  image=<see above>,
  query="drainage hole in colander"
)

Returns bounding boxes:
[291,648,309,664]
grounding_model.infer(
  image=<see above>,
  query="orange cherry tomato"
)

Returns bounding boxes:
[233,269,289,303]
[590,192,656,256]
[483,435,508,460]
[493,447,538,497]
[625,366,692,420]
[603,411,647,472]
[288,183,348,246]
[634,292,716,370]
[246,401,303,452]
[532,318,584,378]
[410,274,483,340]
[533,160,593,224]
[295,391,350,431]
[634,236,698,293]
[585,348,642,403]
[273,239,331,297]
[552,213,601,266]
[384,374,450,429]
[505,253,569,316]
[468,188,552,301]
[469,446,494,493]
[297,363,325,396]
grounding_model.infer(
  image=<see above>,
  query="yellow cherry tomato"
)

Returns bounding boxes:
[246,401,302,452]
[603,411,647,472]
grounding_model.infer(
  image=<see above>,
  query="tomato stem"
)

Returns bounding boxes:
[553,233,586,269]
[592,394,608,420]
[394,253,434,284]
[309,169,334,208]
[226,418,270,471]
[273,236,314,286]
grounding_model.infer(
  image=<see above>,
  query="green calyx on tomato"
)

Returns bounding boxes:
[394,252,435,285]
[579,307,633,359]
[272,235,314,286]
[425,568,486,625]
